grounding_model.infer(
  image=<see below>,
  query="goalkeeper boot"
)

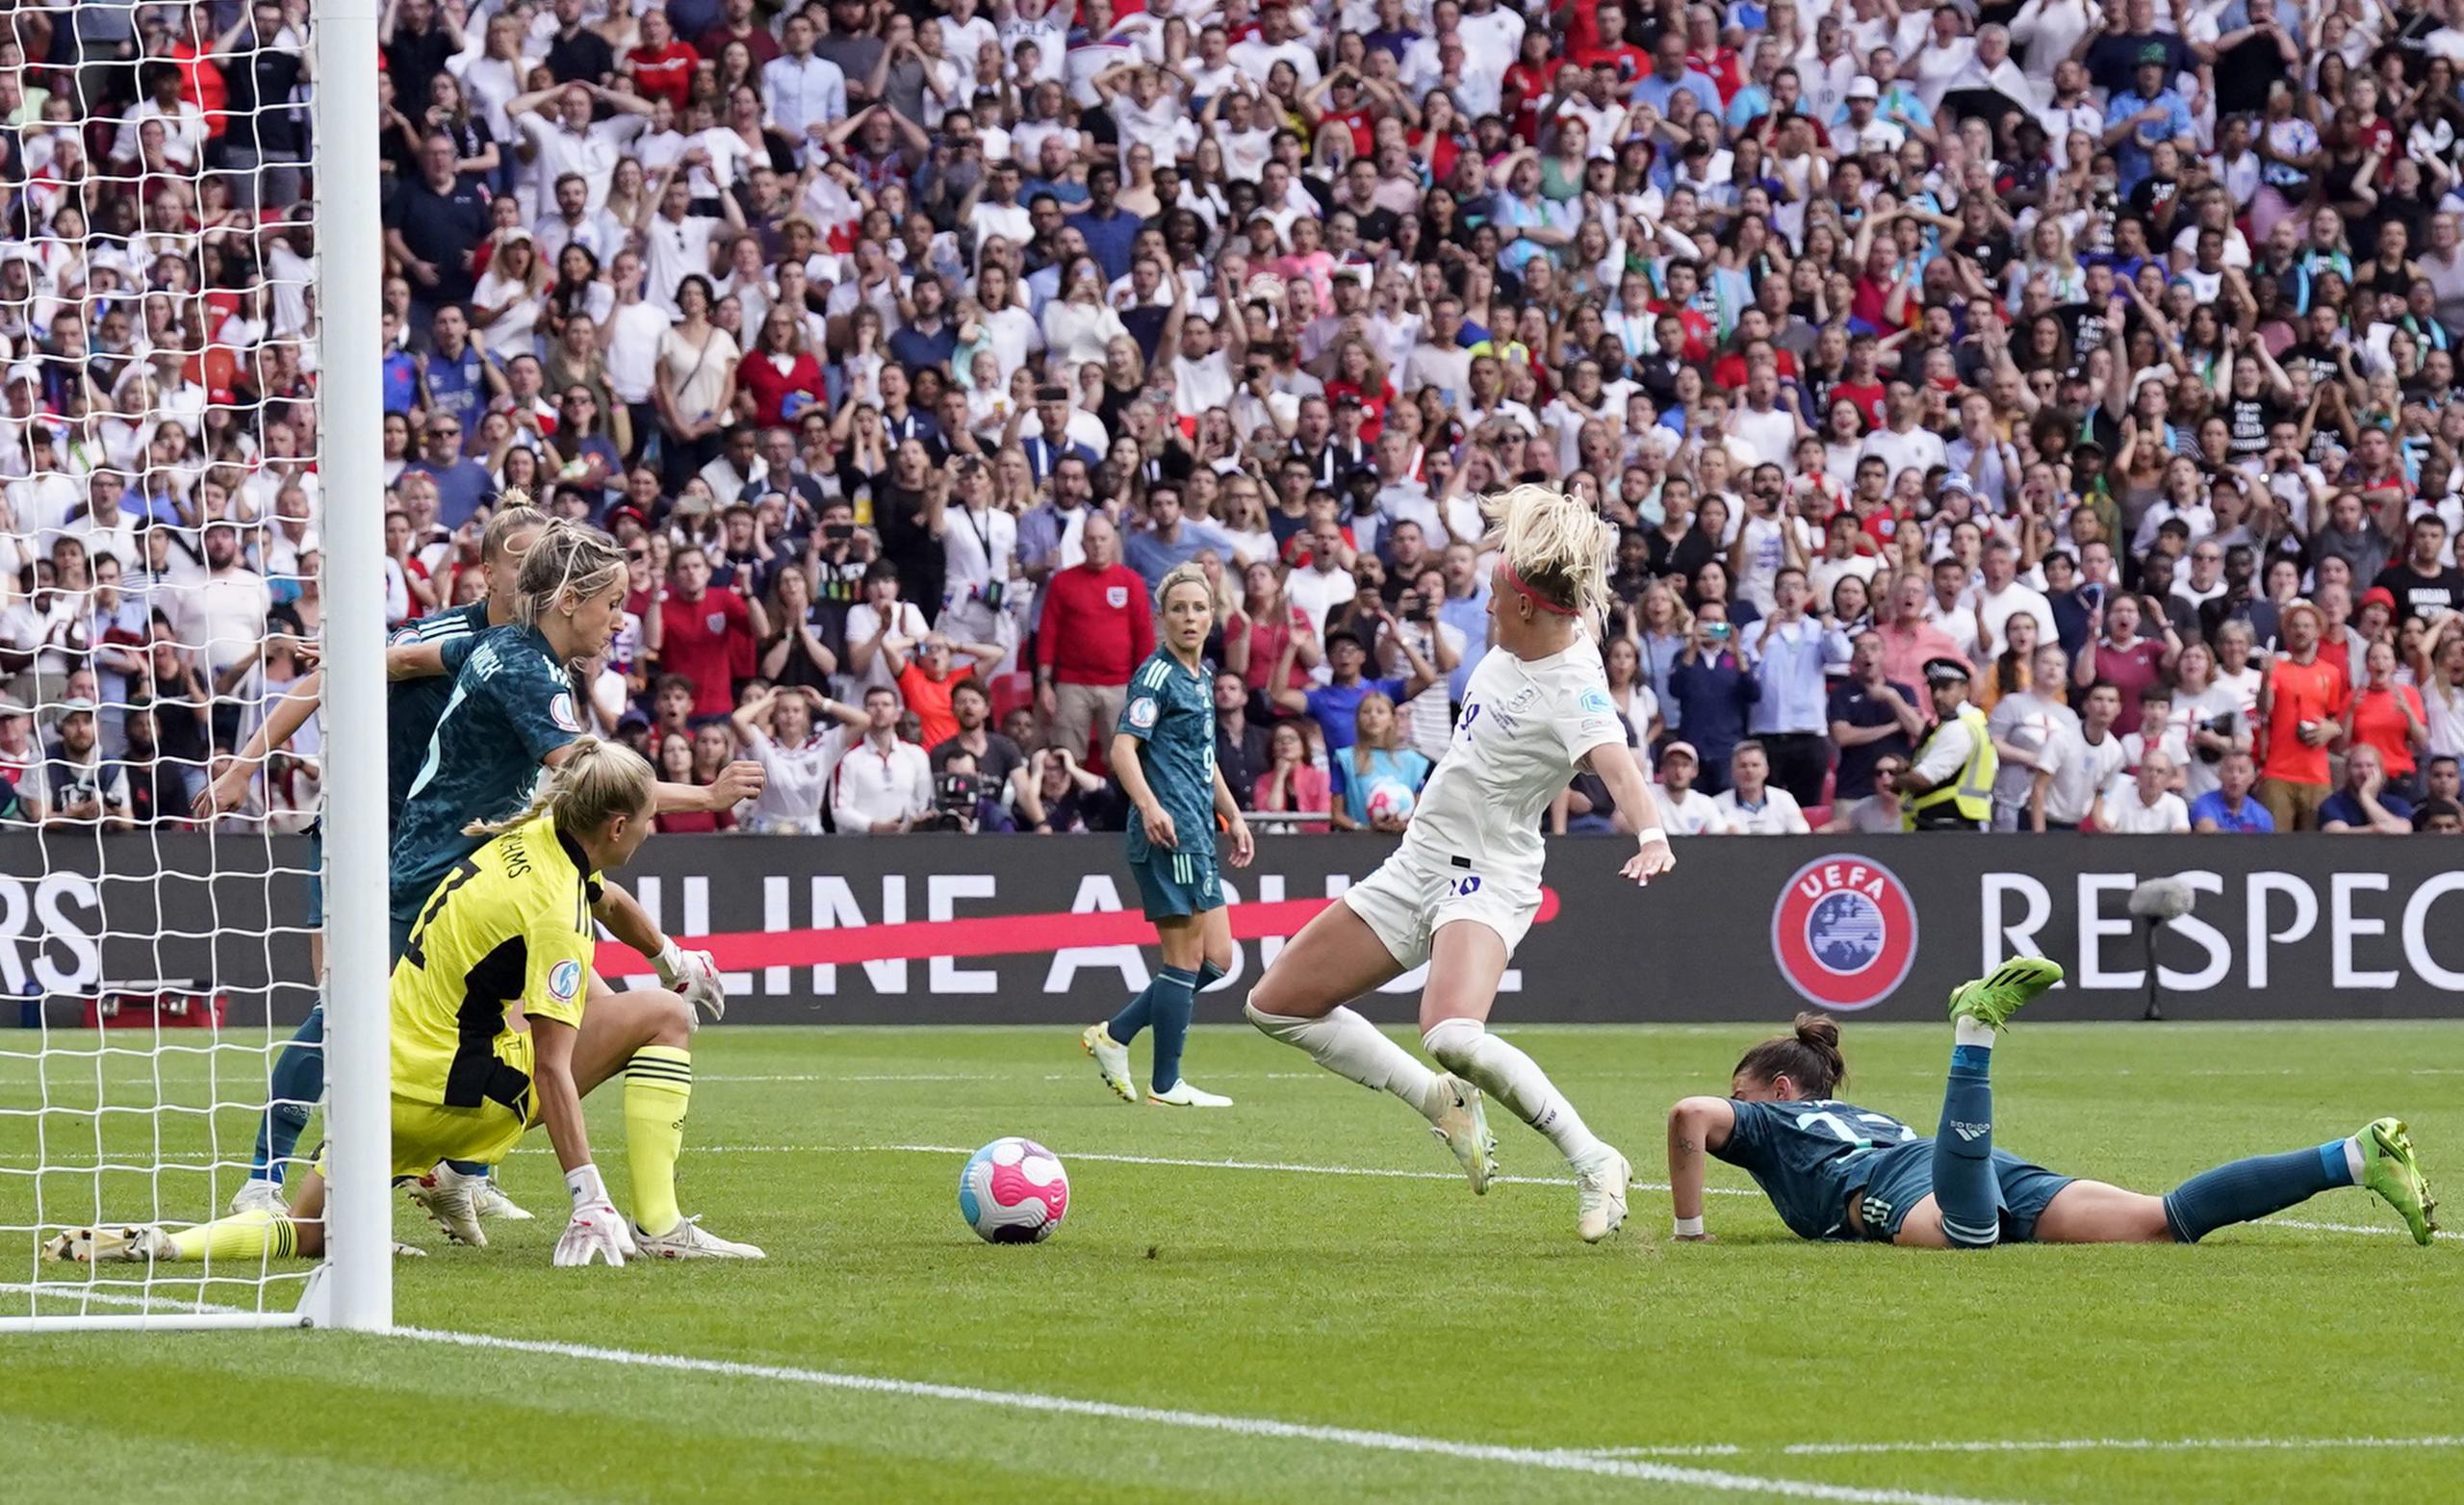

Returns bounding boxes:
[1574,1147,1633,1244]
[1424,1073,1498,1195]
[1081,1023,1138,1104]
[408,1161,488,1247]
[229,1178,287,1218]
[1948,956,2065,1033]
[471,1175,535,1222]
[44,1225,177,1263]
[1146,1079,1233,1108]
[631,1214,767,1260]
[2358,1117,2440,1247]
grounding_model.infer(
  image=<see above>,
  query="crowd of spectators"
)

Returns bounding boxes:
[12,0,2464,838]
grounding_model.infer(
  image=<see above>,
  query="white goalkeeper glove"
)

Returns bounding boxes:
[654,939,725,1027]
[553,1164,638,1268]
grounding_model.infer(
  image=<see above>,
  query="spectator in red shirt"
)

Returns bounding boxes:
[697,0,782,67]
[658,544,768,720]
[736,306,827,426]
[2071,593,2180,736]
[1036,514,1154,765]
[885,631,1005,752]
[2342,638,2429,785]
[1570,4,1649,78]
[623,7,701,112]
[169,2,228,140]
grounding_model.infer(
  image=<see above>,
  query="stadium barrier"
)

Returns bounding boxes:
[8,836,2464,1025]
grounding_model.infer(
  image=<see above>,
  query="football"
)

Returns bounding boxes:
[958,1136,1070,1243]
[1365,780,1417,826]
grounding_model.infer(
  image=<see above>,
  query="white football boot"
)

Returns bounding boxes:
[228,1178,288,1218]
[1146,1079,1233,1108]
[407,1162,488,1247]
[471,1176,535,1221]
[45,1224,178,1263]
[631,1214,767,1260]
[1081,1024,1138,1103]
[1574,1148,1633,1243]
[1424,1074,1499,1194]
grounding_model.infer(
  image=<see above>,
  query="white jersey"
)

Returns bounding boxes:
[1401,635,1625,895]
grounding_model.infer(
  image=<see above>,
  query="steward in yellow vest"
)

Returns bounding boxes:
[1902,656,1995,830]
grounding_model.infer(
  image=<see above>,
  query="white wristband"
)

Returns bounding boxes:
[653,938,684,982]
[566,1162,611,1209]
[1673,1214,1704,1237]
[1637,828,1670,848]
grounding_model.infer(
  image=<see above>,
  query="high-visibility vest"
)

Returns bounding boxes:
[1904,704,1995,829]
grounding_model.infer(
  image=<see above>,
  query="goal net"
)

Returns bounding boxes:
[0,0,388,1331]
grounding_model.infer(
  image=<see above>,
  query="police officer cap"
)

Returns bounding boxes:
[1923,656,1971,687]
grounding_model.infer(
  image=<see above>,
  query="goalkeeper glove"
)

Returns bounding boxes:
[654,939,726,1027]
[554,1164,637,1267]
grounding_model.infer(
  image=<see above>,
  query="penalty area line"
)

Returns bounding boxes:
[391,1324,2013,1505]
[1589,1436,2464,1459]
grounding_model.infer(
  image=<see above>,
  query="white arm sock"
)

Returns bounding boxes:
[1423,1017,1606,1167]
[1245,1002,1442,1119]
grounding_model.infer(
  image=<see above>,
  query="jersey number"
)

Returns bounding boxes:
[1796,1110,1916,1150]
[402,858,483,972]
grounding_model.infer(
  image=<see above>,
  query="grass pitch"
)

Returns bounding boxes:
[2,1019,2458,1504]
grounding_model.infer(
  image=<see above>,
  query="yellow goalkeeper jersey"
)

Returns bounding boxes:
[392,813,603,1111]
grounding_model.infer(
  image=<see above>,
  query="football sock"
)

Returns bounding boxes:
[1106,982,1154,1046]
[168,1209,297,1263]
[2162,1140,2355,1243]
[624,1047,693,1237]
[1421,1018,1606,1166]
[1195,959,1226,992]
[1933,1033,2000,1249]
[1146,965,1199,1093]
[250,1006,325,1186]
[1245,1002,1439,1115]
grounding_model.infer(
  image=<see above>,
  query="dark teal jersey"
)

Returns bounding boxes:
[1118,651,1216,865]
[1714,1098,1923,1240]
[391,624,585,916]
[388,603,489,825]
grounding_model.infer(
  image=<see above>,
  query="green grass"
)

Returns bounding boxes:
[3,1020,2459,1504]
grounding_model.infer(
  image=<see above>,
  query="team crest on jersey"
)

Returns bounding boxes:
[548,959,582,1004]
[705,611,726,634]
[1578,688,1614,717]
[1105,585,1128,608]
[1128,696,1159,729]
[1770,855,1918,1012]
[551,692,583,732]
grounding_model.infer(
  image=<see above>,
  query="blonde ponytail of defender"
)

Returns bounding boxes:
[463,736,655,840]
[481,490,549,564]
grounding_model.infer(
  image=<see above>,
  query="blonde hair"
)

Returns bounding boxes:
[483,490,548,564]
[1154,561,1214,615]
[1482,482,1613,627]
[464,735,655,840]
[513,518,627,631]
[1348,689,1401,777]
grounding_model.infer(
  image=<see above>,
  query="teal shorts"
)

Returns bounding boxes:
[1852,1140,2075,1244]
[1129,848,1221,921]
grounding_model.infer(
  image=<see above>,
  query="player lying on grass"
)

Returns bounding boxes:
[1665,959,2439,1248]
[1244,484,1676,1242]
[1081,562,1254,1109]
[50,737,762,1266]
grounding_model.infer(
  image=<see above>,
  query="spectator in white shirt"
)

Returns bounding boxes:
[731,683,866,834]
[2094,751,2192,833]
[1710,739,1813,833]
[831,685,936,832]
[1651,740,1723,833]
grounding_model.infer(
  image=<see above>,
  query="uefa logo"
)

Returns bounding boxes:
[1770,855,1919,1011]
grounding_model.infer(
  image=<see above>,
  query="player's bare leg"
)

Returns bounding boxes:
[1416,920,1627,1239]
[1243,898,1498,1173]
[571,979,763,1260]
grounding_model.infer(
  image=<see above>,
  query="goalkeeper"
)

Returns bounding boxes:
[52,737,762,1266]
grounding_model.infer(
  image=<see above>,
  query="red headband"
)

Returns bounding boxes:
[1502,562,1578,617]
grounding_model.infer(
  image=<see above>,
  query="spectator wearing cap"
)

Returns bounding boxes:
[1668,602,1758,797]
[1273,618,1437,757]
[2254,599,2348,830]
[1036,513,1152,763]
[1650,741,1722,834]
[41,699,131,832]
[1736,566,1850,806]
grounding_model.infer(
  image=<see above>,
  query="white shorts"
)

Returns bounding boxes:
[1340,845,1541,971]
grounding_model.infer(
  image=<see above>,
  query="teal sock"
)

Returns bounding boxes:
[1147,965,1199,1093]
[1933,1043,1999,1248]
[1196,959,1226,992]
[1108,982,1155,1045]
[2163,1141,2352,1243]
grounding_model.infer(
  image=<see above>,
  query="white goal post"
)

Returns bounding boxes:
[0,0,387,1332]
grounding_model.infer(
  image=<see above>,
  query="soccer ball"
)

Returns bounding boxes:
[1365,780,1416,826]
[959,1136,1070,1243]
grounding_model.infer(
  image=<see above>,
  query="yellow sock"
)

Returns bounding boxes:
[624,1047,692,1237]
[167,1209,299,1262]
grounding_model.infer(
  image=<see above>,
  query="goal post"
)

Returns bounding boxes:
[0,0,387,1332]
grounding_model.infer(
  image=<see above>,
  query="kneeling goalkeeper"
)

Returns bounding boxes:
[51,738,762,1267]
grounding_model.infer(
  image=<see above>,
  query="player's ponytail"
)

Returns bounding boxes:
[464,736,655,840]
[1732,1012,1848,1098]
[1481,482,1613,629]
[481,493,548,564]
[513,519,627,633]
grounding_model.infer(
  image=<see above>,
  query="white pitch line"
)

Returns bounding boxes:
[1592,1436,2464,1459]
[391,1325,2010,1505]
[2267,1217,2462,1243]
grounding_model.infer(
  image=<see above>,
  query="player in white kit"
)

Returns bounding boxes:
[1244,486,1678,1241]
